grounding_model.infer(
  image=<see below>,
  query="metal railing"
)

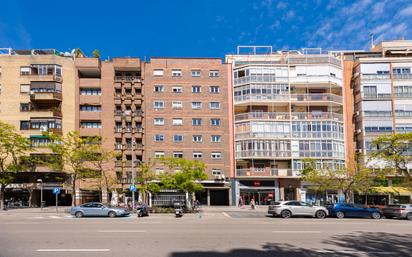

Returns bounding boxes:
[236,168,298,177]
[234,94,289,103]
[235,150,291,158]
[235,112,343,122]
[361,74,390,80]
[290,93,343,104]
[235,112,290,121]
[114,76,141,82]
[393,74,412,79]
[234,75,288,85]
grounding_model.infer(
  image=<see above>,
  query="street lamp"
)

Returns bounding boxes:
[36,179,43,210]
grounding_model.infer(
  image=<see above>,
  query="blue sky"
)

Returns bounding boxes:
[1,0,412,58]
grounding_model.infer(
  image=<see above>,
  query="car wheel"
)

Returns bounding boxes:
[336,211,345,219]
[272,213,277,218]
[406,213,412,221]
[108,211,117,218]
[75,212,83,218]
[371,212,381,219]
[315,210,326,219]
[280,210,292,219]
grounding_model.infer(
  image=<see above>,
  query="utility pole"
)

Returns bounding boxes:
[37,179,43,210]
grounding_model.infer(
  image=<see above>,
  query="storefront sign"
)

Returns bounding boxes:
[253,181,261,187]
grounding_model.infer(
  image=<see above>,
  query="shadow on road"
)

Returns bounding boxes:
[169,232,412,257]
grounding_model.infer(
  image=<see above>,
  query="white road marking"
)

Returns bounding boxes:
[99,230,146,233]
[49,215,61,219]
[315,250,396,254]
[36,249,110,252]
[272,230,321,233]
[221,212,231,218]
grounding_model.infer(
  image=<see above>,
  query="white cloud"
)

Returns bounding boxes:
[398,5,412,17]
[276,1,287,9]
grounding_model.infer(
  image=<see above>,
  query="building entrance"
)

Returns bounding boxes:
[240,189,275,206]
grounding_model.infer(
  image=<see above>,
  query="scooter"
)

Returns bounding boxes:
[136,204,149,218]
[174,202,184,218]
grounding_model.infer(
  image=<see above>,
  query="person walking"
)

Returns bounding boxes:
[250,198,256,210]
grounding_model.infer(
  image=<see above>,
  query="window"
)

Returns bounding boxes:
[212,169,222,176]
[153,69,164,76]
[209,102,221,109]
[173,135,183,142]
[211,118,221,126]
[192,135,202,142]
[209,70,220,77]
[20,121,30,130]
[154,118,164,125]
[154,85,164,92]
[172,101,183,109]
[31,138,51,148]
[210,86,220,93]
[20,67,30,75]
[155,168,164,175]
[191,70,201,77]
[80,121,102,128]
[154,151,165,158]
[80,105,101,112]
[172,86,183,93]
[20,103,30,112]
[172,118,183,126]
[154,134,164,142]
[193,152,203,158]
[363,86,377,98]
[192,85,201,93]
[173,152,184,158]
[172,69,182,77]
[211,135,221,142]
[20,84,30,93]
[80,88,101,95]
[211,152,222,159]
[192,118,202,126]
[192,102,202,109]
[154,101,164,109]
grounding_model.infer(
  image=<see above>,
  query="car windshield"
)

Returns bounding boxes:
[270,202,281,205]
[388,205,401,208]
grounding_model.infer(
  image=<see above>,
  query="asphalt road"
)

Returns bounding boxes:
[0,210,411,257]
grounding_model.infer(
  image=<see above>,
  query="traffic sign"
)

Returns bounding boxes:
[52,187,61,194]
[129,184,137,192]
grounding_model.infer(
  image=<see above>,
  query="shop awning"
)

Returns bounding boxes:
[29,135,49,139]
[369,186,412,196]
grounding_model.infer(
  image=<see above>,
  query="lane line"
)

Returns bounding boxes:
[99,230,146,233]
[221,212,231,218]
[36,249,110,252]
[272,230,321,233]
[315,250,396,254]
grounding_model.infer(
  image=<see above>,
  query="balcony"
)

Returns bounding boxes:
[235,131,289,140]
[76,58,101,77]
[393,74,412,80]
[361,74,390,80]
[30,92,62,102]
[289,75,342,86]
[236,168,298,177]
[235,112,343,122]
[234,94,289,105]
[114,76,141,83]
[290,93,343,104]
[79,78,100,88]
[235,150,291,159]
[234,75,287,85]
[362,93,392,100]
[29,108,62,118]
[291,112,343,121]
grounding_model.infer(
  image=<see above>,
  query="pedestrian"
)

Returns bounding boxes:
[250,198,256,210]
[238,198,243,207]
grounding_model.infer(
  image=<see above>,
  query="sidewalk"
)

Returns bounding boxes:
[200,205,267,213]
[0,206,70,214]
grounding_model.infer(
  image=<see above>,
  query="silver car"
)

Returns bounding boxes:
[69,202,130,218]
[383,204,412,220]
[268,200,328,219]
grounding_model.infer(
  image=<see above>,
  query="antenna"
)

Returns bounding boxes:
[370,33,375,49]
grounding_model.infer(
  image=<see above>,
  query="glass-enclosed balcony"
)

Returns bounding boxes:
[236,168,297,177]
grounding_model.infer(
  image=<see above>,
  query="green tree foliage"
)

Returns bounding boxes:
[301,158,385,203]
[46,131,99,206]
[0,121,31,210]
[370,132,412,187]
[92,49,101,59]
[159,157,208,194]
[136,159,160,204]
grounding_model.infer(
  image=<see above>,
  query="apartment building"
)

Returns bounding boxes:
[144,58,232,205]
[345,40,412,204]
[75,57,144,204]
[226,47,346,206]
[0,48,76,206]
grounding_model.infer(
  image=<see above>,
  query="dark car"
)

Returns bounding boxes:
[383,204,412,220]
[328,203,382,219]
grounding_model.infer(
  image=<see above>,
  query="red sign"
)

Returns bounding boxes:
[253,181,261,187]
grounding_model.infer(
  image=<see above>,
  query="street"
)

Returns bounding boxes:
[0,207,411,257]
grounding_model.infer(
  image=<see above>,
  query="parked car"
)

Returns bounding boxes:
[327,203,382,219]
[69,202,130,218]
[383,204,412,220]
[268,201,328,219]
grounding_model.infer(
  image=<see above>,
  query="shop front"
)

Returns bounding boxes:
[238,180,279,206]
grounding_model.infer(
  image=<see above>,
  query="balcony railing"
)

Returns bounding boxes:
[235,132,290,140]
[234,75,288,85]
[290,93,343,104]
[363,93,391,100]
[234,94,289,103]
[30,91,62,101]
[114,76,141,82]
[114,110,143,117]
[291,112,343,120]
[235,112,343,122]
[361,74,390,80]
[393,74,412,80]
[30,108,62,117]
[289,75,342,85]
[235,112,290,121]
[235,150,291,159]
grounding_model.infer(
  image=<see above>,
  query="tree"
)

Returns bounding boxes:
[92,49,100,59]
[46,131,98,206]
[369,132,412,188]
[136,159,160,204]
[159,157,208,208]
[0,121,31,210]
[300,158,384,203]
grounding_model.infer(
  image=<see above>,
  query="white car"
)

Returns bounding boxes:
[268,200,328,219]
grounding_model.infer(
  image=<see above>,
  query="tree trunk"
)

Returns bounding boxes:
[28,188,33,208]
[71,175,76,207]
[344,190,351,204]
[0,184,5,210]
